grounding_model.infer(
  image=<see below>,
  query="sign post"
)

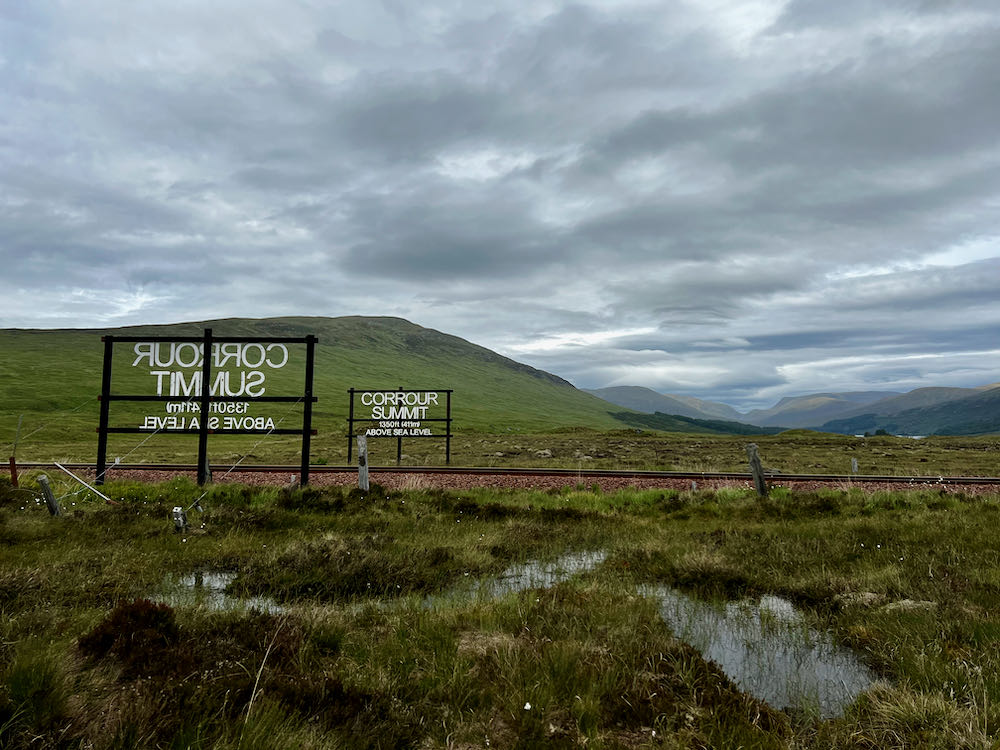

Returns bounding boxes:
[197,328,213,485]
[95,329,318,486]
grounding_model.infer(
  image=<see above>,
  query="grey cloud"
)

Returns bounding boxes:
[3,1,1000,408]
[343,218,566,282]
[770,0,1000,31]
[604,263,808,323]
[334,74,505,162]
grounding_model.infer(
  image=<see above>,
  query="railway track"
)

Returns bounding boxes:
[16,461,1000,486]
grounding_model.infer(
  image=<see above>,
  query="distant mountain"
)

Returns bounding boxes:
[587,380,1000,436]
[820,386,1000,436]
[742,391,901,428]
[661,394,744,421]
[818,387,981,424]
[585,386,742,421]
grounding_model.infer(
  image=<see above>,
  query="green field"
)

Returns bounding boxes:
[3,477,999,748]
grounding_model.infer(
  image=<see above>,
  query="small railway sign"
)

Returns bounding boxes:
[347,388,452,464]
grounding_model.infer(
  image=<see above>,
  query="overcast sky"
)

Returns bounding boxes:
[3,1,999,410]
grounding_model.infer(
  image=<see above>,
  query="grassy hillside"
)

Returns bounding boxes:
[585,386,720,420]
[0,316,636,463]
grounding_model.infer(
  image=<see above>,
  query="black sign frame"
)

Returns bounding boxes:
[346,388,452,464]
[96,328,318,485]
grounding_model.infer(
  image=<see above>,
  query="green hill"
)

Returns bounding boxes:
[1,316,644,460]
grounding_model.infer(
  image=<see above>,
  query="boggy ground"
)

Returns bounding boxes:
[2,475,999,748]
[23,429,1000,477]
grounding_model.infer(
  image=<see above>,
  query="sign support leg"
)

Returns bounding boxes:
[197,329,213,486]
[300,335,316,486]
[95,336,114,486]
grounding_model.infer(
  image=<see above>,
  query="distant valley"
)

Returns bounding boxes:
[586,384,1000,436]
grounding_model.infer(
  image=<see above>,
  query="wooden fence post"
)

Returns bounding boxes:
[9,414,22,487]
[357,435,369,492]
[746,443,768,498]
[38,475,61,516]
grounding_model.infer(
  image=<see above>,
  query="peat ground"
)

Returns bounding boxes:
[2,477,999,748]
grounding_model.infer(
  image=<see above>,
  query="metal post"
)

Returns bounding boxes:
[300,335,316,486]
[347,388,355,463]
[746,443,768,498]
[95,336,114,485]
[172,506,188,532]
[196,329,212,486]
[851,458,859,474]
[357,435,369,491]
[38,475,60,516]
[9,415,22,487]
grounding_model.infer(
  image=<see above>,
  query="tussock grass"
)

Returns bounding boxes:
[1,481,999,747]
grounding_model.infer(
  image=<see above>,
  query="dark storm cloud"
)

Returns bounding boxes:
[2,1,999,408]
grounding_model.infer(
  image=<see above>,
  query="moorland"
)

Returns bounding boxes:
[2,476,999,748]
[3,316,1000,749]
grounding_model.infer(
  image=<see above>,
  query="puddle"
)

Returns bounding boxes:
[158,551,606,615]
[641,585,876,718]
[420,549,608,609]
[158,571,283,613]
[470,549,608,599]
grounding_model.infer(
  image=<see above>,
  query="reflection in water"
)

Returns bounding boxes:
[641,585,876,718]
[161,551,607,615]
[159,571,283,613]
[471,549,609,599]
[421,549,608,609]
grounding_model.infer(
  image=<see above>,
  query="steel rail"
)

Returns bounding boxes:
[15,462,1000,485]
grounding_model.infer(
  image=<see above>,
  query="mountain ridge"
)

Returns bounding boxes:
[585,383,1000,436]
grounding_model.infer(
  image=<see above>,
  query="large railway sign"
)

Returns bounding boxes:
[95,328,317,485]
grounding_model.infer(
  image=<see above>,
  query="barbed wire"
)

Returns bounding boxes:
[3,398,95,454]
[94,392,204,483]
[14,394,308,513]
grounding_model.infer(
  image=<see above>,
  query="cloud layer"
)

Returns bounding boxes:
[2,0,998,409]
